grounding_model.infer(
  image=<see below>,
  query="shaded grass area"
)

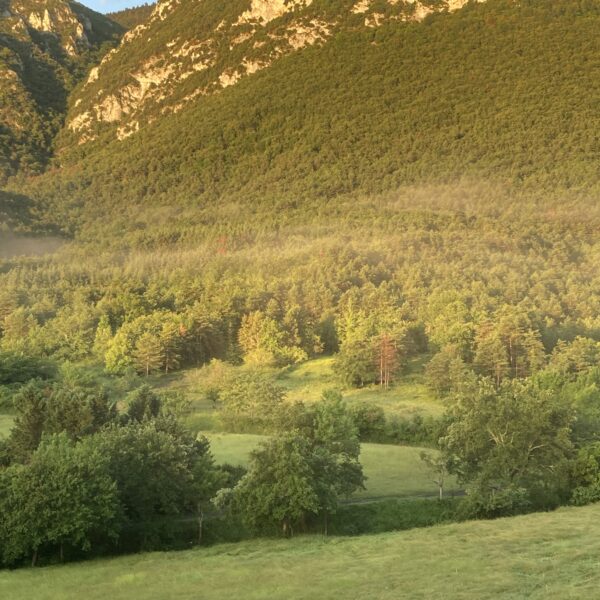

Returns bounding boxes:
[206,433,460,500]
[3,504,600,599]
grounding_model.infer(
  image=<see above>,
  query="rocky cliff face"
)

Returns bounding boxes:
[64,0,483,145]
[0,0,122,180]
[1,0,122,58]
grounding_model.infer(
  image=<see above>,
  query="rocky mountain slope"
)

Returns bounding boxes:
[0,0,122,181]
[3,0,600,241]
[63,0,481,145]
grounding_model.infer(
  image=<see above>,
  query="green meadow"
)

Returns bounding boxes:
[0,414,13,439]
[206,432,460,500]
[278,357,444,418]
[163,355,444,435]
[2,503,598,599]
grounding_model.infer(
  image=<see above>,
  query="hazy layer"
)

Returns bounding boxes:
[0,232,63,259]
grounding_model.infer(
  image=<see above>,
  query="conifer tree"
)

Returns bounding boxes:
[133,332,163,376]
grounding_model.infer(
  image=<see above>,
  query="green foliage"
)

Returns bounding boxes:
[458,485,532,520]
[314,389,359,457]
[233,433,323,535]
[218,370,287,433]
[329,497,459,536]
[103,309,225,375]
[425,346,474,397]
[383,413,445,446]
[348,402,387,441]
[233,390,364,535]
[565,369,600,444]
[133,332,163,376]
[0,1,123,180]
[7,381,49,463]
[238,309,309,367]
[0,373,226,566]
[442,378,574,516]
[44,386,116,439]
[335,339,378,387]
[0,352,55,384]
[334,285,409,388]
[570,443,600,506]
[311,389,365,498]
[549,337,600,375]
[6,380,117,463]
[473,313,547,384]
[124,385,162,422]
[108,3,154,30]
[80,419,222,550]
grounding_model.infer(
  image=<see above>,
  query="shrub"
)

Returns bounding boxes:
[349,402,387,442]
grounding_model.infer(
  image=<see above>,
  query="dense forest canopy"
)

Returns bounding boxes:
[2,0,595,239]
[107,3,154,29]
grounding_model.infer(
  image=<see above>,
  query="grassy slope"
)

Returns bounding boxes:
[2,503,599,599]
[206,433,460,500]
[278,356,444,418]
[0,413,13,439]
[164,356,444,434]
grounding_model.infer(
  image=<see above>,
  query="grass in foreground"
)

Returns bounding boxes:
[206,433,460,500]
[2,503,599,599]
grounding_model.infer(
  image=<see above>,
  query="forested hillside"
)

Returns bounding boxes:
[0,0,123,181]
[107,3,154,30]
[11,0,599,237]
[61,0,480,148]
[2,0,600,455]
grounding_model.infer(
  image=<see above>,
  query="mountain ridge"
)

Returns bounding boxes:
[0,0,123,181]
[108,3,154,30]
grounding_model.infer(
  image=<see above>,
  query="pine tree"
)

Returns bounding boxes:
[133,332,163,376]
[160,322,183,374]
[474,323,510,386]
[375,333,398,390]
[93,315,113,361]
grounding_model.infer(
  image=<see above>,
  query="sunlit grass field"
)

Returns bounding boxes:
[171,355,444,433]
[206,433,460,500]
[0,414,13,439]
[279,356,444,418]
[3,503,599,599]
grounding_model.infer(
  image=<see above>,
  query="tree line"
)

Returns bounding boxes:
[0,378,365,567]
